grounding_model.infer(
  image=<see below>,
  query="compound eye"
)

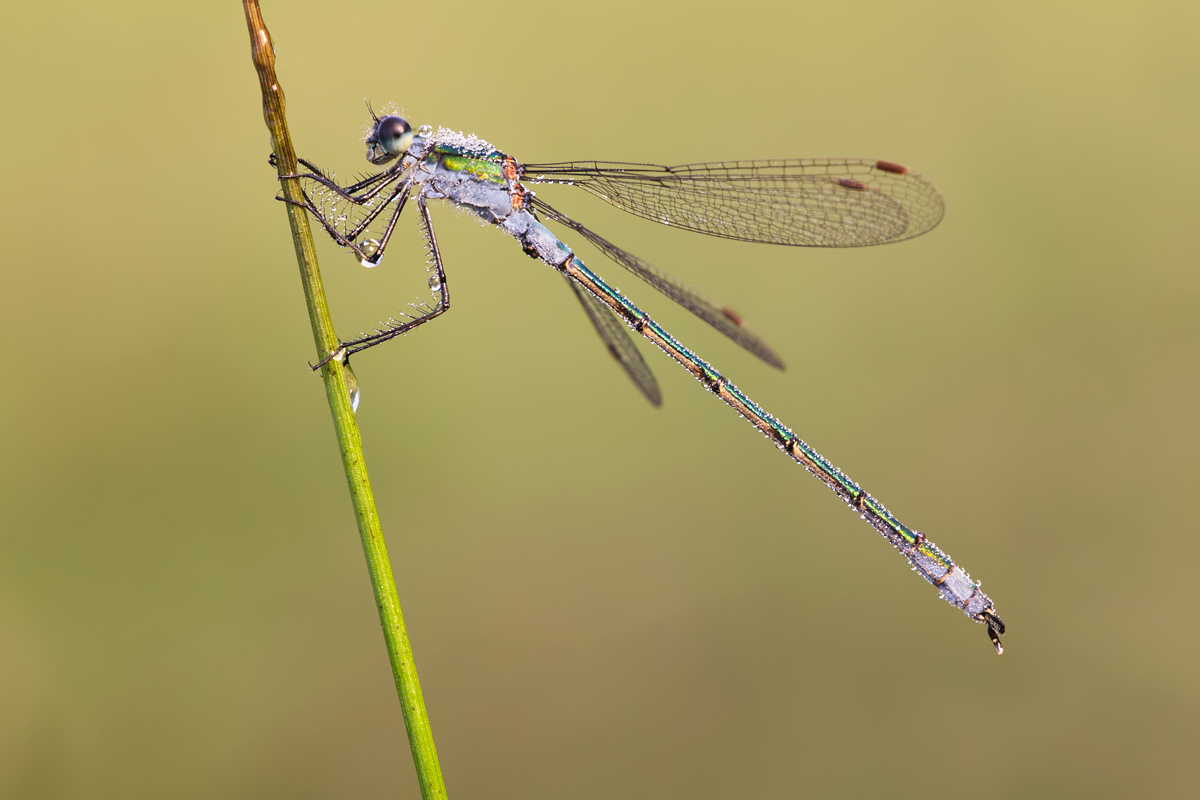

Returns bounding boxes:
[377,116,413,156]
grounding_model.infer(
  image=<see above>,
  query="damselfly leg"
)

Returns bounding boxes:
[273,151,414,265]
[287,155,402,203]
[332,195,450,358]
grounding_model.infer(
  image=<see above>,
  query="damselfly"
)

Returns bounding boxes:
[278,106,1005,653]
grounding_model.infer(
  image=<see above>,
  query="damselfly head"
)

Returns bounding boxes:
[366,115,413,164]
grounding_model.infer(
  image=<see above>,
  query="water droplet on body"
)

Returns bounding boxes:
[428,274,442,291]
[417,124,433,137]
[359,238,381,267]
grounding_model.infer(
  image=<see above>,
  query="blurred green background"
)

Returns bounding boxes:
[2,1,1197,797]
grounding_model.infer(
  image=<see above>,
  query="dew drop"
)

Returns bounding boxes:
[343,361,361,413]
[359,239,382,267]
[417,124,433,137]
[428,274,442,291]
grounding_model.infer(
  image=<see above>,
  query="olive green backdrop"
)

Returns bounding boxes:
[2,1,1197,797]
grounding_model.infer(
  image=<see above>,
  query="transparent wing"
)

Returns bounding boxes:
[521,159,944,248]
[535,198,784,370]
[565,276,662,406]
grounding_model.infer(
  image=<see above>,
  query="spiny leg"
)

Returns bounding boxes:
[356,178,415,263]
[272,150,415,263]
[294,164,404,206]
[281,176,414,265]
[331,175,415,261]
[296,157,394,196]
[336,194,451,359]
[273,151,405,204]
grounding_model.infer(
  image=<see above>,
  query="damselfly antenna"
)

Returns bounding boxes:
[364,99,379,123]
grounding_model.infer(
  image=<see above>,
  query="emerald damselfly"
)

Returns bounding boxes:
[277,107,1005,653]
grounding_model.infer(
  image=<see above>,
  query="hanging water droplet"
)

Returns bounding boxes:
[359,239,381,267]
[343,360,361,413]
[428,274,442,292]
[417,124,433,137]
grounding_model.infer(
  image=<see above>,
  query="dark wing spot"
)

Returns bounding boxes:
[837,179,869,191]
[874,160,909,175]
[720,307,745,326]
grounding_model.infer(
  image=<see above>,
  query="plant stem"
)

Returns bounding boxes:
[242,4,447,797]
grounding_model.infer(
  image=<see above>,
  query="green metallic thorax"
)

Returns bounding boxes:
[433,143,507,186]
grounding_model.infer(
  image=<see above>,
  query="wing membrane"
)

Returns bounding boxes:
[535,198,784,370]
[566,276,662,406]
[521,159,943,248]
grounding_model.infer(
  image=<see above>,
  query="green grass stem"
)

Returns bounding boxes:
[242,4,447,797]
